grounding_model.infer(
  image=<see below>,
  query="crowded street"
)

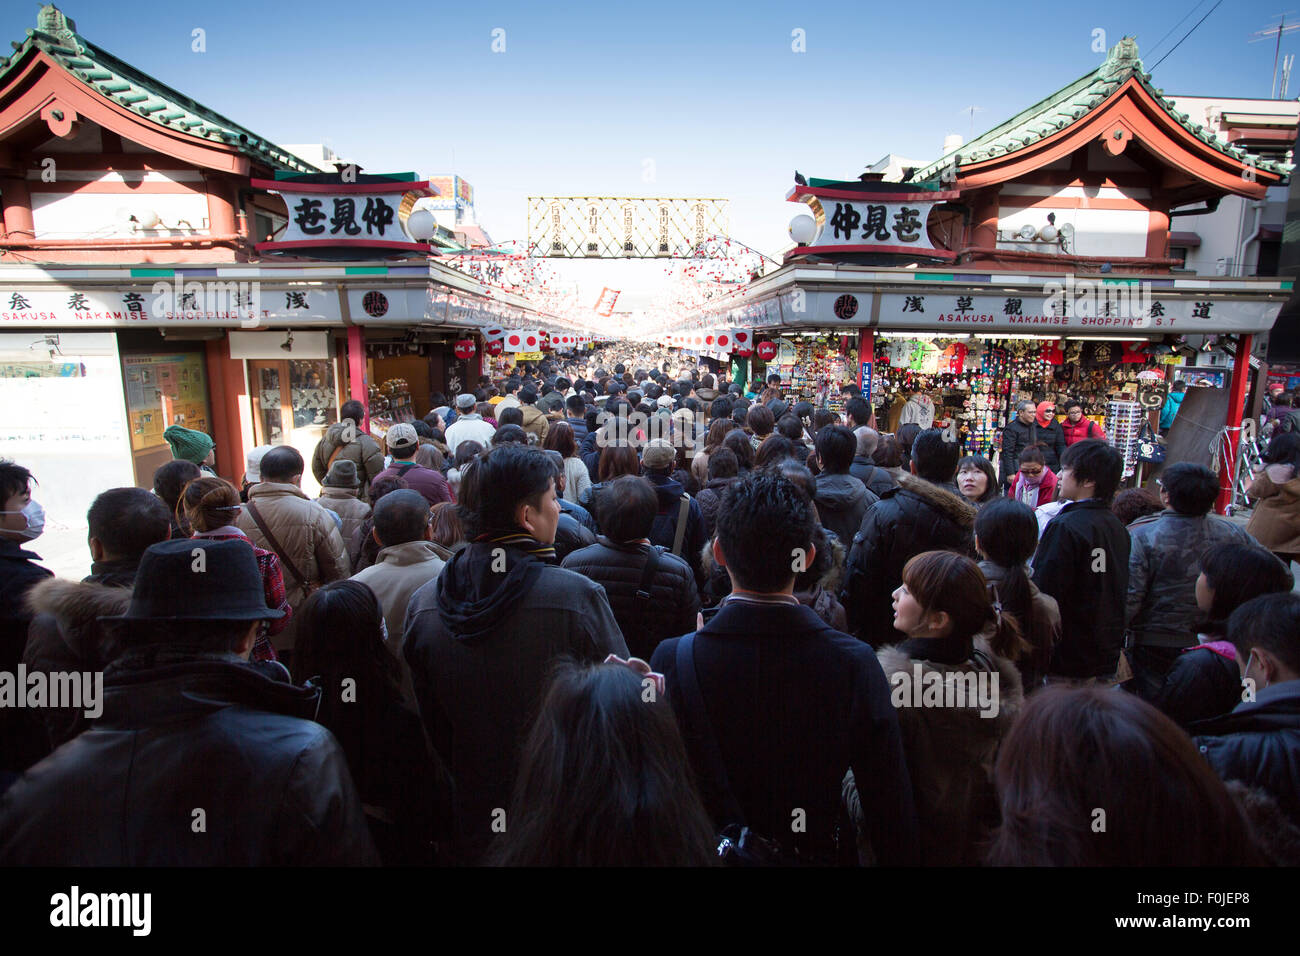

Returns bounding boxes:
[0,0,1298,935]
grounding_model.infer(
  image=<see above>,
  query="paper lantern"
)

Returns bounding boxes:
[453,339,476,360]
[485,339,504,356]
[756,341,778,362]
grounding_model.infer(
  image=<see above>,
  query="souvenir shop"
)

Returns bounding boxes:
[749,328,1167,473]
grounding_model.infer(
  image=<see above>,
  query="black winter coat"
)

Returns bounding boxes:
[1000,417,1067,477]
[650,600,919,865]
[0,539,52,775]
[0,650,378,865]
[562,538,701,660]
[814,472,878,548]
[552,511,596,562]
[841,475,977,647]
[403,542,627,862]
[850,457,898,498]
[1193,682,1300,826]
[645,473,707,580]
[1032,498,1131,679]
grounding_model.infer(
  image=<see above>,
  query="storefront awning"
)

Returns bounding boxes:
[0,260,589,336]
[670,263,1293,338]
[1169,231,1202,248]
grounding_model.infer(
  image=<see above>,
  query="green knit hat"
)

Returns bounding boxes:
[163,425,215,464]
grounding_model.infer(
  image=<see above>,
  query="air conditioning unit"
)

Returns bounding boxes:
[1215,257,1234,276]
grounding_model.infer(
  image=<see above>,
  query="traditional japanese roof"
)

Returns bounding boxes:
[910,37,1290,185]
[0,5,318,173]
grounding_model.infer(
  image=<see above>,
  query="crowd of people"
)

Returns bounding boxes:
[1,349,1298,867]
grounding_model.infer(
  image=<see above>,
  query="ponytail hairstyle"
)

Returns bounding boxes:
[901,550,1029,661]
[180,476,244,533]
[975,499,1045,674]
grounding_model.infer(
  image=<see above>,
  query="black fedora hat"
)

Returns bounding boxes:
[104,538,285,622]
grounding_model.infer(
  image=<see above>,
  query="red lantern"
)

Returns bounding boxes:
[756,341,778,362]
[734,346,753,358]
[453,339,476,360]
[486,339,504,356]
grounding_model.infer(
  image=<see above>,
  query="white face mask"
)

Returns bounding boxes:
[1,499,45,540]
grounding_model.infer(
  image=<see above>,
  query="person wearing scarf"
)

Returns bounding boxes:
[1006,445,1058,511]
[401,443,627,863]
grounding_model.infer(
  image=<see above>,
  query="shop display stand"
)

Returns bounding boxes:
[1106,400,1144,480]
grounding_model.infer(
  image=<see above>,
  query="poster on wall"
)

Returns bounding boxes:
[123,353,211,451]
[1173,366,1226,389]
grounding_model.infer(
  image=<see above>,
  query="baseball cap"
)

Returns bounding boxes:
[656,394,675,408]
[387,422,419,455]
[456,393,477,410]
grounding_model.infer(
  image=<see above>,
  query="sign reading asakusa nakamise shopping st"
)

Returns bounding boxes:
[766,288,1283,335]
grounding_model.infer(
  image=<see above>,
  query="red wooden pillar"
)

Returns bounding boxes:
[205,336,250,486]
[347,325,369,432]
[1217,333,1253,515]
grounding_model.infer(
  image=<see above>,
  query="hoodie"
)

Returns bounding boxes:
[402,534,627,861]
[813,472,879,548]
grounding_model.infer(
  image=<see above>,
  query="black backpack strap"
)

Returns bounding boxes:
[635,544,661,603]
[675,633,746,827]
[395,463,417,477]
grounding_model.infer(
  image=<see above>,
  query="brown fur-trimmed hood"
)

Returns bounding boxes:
[26,577,132,631]
[896,474,978,529]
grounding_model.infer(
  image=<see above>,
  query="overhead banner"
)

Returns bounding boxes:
[251,176,436,255]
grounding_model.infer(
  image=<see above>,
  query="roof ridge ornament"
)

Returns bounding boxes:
[36,4,78,46]
[1100,36,1141,80]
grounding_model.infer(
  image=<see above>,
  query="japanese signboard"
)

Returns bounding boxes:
[786,187,960,259]
[250,177,435,254]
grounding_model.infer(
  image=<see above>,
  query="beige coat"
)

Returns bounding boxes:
[350,540,446,655]
[237,482,351,631]
[317,487,371,568]
[520,404,550,443]
[1247,471,1300,555]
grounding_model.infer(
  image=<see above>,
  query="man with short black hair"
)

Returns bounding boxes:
[564,394,589,445]
[403,444,626,861]
[237,446,351,651]
[844,396,873,430]
[1032,439,1130,681]
[0,538,378,865]
[1193,592,1300,824]
[1125,462,1255,698]
[496,377,523,411]
[311,399,385,499]
[841,428,975,646]
[351,489,446,670]
[814,426,878,547]
[563,475,699,660]
[24,488,172,754]
[651,473,918,865]
[850,426,896,497]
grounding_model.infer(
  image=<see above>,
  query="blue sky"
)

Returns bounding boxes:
[6,0,1297,259]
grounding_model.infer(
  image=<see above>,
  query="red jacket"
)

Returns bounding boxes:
[1061,417,1105,446]
[1007,468,1059,508]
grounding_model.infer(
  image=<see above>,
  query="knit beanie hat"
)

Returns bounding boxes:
[163,425,215,465]
[324,458,360,488]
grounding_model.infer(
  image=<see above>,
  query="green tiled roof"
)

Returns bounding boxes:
[0,5,320,174]
[911,37,1291,183]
